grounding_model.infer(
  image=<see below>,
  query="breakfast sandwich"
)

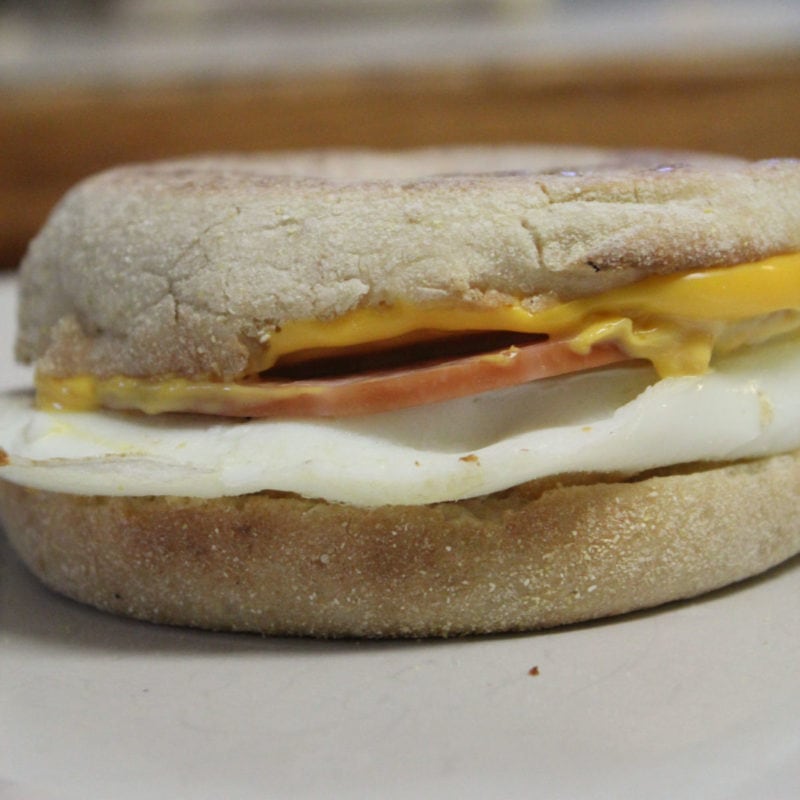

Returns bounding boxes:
[1,146,799,637]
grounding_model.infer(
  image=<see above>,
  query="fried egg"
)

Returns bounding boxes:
[1,333,799,506]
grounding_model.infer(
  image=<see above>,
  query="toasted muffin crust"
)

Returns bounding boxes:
[2,452,799,637]
[15,147,800,380]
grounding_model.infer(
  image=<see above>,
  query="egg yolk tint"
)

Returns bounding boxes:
[35,253,800,418]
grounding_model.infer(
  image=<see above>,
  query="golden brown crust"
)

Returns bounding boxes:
[2,452,799,637]
[15,146,800,379]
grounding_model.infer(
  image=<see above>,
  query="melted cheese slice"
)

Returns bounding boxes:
[259,253,800,377]
[3,332,800,506]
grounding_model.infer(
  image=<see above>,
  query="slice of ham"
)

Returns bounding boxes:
[100,339,635,418]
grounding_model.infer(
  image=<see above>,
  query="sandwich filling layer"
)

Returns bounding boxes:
[2,330,800,506]
[4,251,800,506]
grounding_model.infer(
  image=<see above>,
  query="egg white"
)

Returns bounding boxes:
[1,334,799,507]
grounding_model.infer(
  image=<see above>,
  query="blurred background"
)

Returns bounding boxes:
[2,0,800,268]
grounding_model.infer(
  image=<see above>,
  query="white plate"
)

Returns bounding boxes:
[1,272,799,800]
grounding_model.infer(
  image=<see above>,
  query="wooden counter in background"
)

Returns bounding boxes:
[2,53,800,268]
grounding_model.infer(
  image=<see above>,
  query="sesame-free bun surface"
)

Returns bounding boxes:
[15,146,800,380]
[2,451,799,638]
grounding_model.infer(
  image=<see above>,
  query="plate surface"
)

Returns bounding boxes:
[1,273,799,800]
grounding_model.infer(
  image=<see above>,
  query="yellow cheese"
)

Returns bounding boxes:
[36,253,800,413]
[259,253,800,375]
